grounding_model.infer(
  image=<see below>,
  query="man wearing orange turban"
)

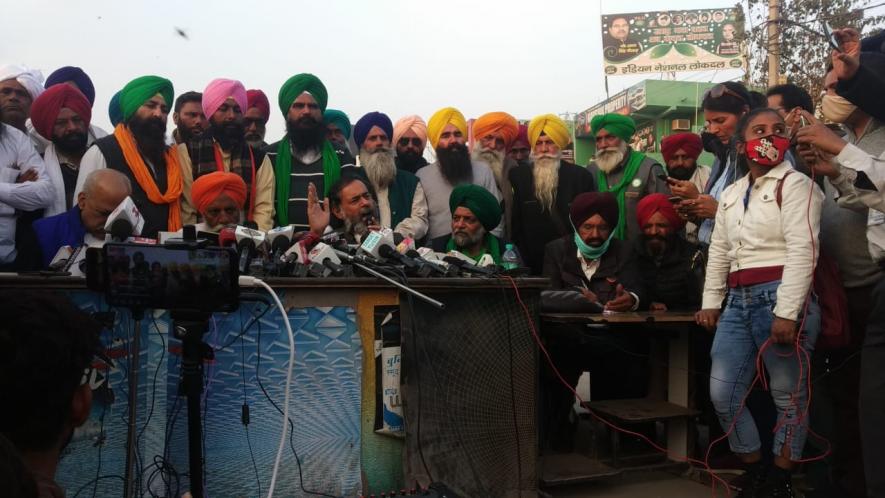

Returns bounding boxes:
[509,113,595,274]
[416,107,502,239]
[471,111,520,239]
[633,193,701,312]
[190,171,247,231]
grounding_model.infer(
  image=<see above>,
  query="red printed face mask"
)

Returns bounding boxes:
[744,135,791,167]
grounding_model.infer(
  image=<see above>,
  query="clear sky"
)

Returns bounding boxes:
[4,0,743,139]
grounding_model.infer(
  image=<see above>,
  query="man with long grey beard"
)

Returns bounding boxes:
[509,114,595,275]
[471,111,521,239]
[587,113,669,242]
[353,112,428,240]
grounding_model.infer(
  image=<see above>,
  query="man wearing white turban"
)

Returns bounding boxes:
[0,65,45,133]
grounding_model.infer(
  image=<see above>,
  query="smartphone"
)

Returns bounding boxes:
[822,21,842,52]
[657,173,670,182]
[100,243,239,312]
[668,196,683,204]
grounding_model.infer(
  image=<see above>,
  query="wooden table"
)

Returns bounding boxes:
[539,311,700,467]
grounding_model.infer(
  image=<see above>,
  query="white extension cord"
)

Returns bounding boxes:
[238,275,294,498]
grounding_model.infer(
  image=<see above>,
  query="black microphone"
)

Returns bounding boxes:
[443,254,494,275]
[110,218,133,242]
[405,249,448,276]
[378,244,418,268]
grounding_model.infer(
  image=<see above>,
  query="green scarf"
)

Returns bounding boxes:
[596,150,644,239]
[446,233,502,264]
[274,138,341,226]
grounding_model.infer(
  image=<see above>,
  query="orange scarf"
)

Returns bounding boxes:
[113,124,183,231]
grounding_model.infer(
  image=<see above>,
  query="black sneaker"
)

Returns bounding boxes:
[735,462,769,498]
[758,467,794,498]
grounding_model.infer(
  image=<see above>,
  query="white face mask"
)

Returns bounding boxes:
[821,94,858,124]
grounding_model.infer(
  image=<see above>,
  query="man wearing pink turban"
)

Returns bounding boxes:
[507,124,531,168]
[29,85,94,216]
[177,78,276,231]
[392,115,428,174]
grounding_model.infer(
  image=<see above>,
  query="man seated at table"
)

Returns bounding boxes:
[188,171,247,233]
[430,184,507,264]
[540,191,648,452]
[306,173,380,244]
[632,193,703,312]
[32,169,132,268]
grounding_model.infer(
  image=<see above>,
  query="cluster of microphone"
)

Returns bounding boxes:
[214,225,503,278]
[45,194,513,280]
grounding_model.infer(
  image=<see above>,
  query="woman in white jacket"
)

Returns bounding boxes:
[696,107,823,498]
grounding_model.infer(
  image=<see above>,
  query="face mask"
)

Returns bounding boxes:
[701,131,726,158]
[821,94,858,124]
[744,135,791,167]
[574,230,615,260]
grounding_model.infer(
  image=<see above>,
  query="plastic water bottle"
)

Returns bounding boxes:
[501,243,520,270]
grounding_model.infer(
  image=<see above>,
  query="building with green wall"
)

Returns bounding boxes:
[573,79,718,166]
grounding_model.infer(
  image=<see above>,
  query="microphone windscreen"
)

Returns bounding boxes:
[110,219,133,241]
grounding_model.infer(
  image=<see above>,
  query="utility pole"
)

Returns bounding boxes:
[767,0,781,86]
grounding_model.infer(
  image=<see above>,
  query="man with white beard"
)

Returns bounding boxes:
[353,112,428,240]
[587,113,669,242]
[509,114,595,275]
[471,111,521,239]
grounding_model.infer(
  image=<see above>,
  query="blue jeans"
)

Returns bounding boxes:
[709,280,821,459]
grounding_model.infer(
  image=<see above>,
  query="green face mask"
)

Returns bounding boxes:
[573,221,614,260]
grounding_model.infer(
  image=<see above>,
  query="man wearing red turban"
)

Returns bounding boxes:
[660,132,710,243]
[30,84,95,216]
[244,89,270,149]
[507,124,531,168]
[633,193,702,312]
[190,171,247,231]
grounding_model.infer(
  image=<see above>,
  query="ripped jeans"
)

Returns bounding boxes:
[709,280,820,459]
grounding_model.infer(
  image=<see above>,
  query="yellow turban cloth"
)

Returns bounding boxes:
[427,107,468,149]
[528,114,571,149]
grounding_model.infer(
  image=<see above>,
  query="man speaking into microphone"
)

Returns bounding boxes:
[306,173,380,244]
[31,169,132,268]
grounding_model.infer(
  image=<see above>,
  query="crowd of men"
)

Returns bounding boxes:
[2,24,885,498]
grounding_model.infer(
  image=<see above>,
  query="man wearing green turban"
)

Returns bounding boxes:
[588,113,669,241]
[267,73,357,229]
[76,75,184,238]
[430,184,508,264]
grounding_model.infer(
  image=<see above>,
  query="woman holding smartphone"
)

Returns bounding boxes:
[670,82,752,248]
[696,107,823,498]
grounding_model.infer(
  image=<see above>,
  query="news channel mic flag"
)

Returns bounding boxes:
[600,8,745,77]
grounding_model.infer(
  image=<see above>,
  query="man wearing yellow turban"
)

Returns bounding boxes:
[266,73,356,231]
[471,111,521,240]
[588,113,669,241]
[76,75,184,238]
[509,113,595,274]
[416,107,502,239]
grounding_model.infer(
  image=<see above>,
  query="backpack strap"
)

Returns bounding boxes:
[775,170,794,209]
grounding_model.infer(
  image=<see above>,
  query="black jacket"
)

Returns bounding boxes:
[836,53,885,124]
[542,235,646,310]
[509,161,595,275]
[632,235,703,311]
